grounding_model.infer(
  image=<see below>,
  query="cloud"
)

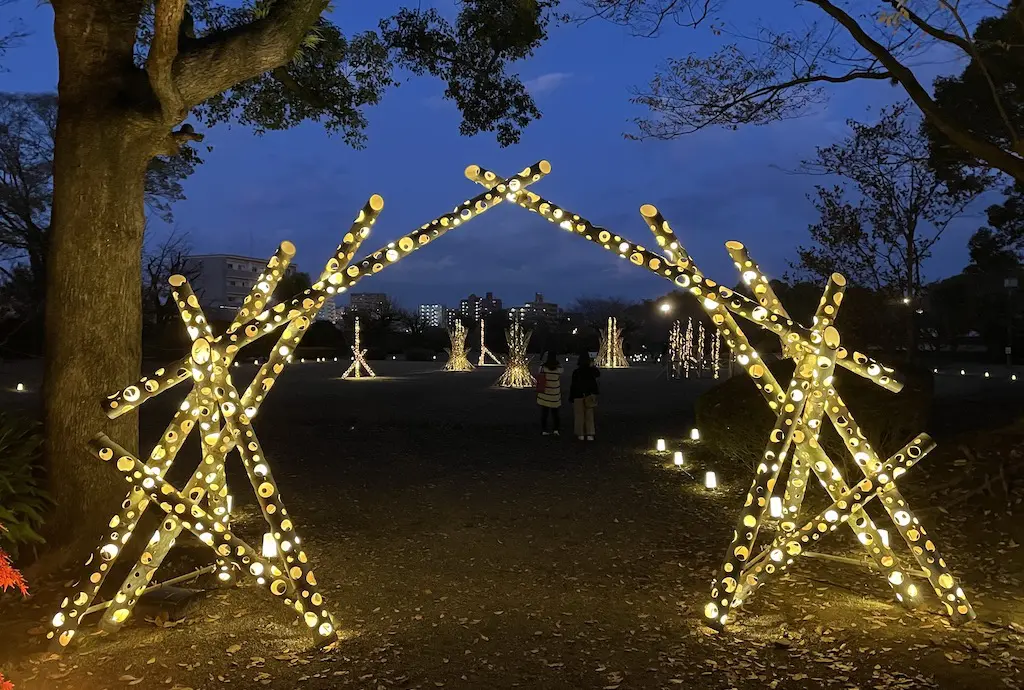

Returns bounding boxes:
[525,72,573,95]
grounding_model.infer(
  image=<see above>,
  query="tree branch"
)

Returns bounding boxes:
[173,0,330,108]
[807,0,1024,184]
[147,0,188,121]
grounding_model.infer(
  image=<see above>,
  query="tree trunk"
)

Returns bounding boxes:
[46,3,154,545]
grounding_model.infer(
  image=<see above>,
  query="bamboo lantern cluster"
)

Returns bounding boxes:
[342,316,375,379]
[464,163,974,632]
[597,316,628,368]
[477,318,503,366]
[48,161,554,652]
[443,320,475,372]
[668,320,684,379]
[495,317,535,388]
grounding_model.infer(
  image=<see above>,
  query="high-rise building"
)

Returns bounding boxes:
[511,293,559,326]
[316,300,343,325]
[419,304,446,328]
[459,292,502,321]
[349,292,388,315]
[184,254,297,314]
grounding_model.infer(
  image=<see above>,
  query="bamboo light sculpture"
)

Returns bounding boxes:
[342,317,375,379]
[668,319,684,380]
[443,321,475,372]
[495,317,535,388]
[48,162,553,652]
[597,316,629,368]
[683,317,695,378]
[465,163,973,631]
[697,320,706,373]
[712,328,722,379]
[477,318,503,366]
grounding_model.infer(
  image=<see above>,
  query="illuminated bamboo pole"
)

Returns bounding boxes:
[50,243,298,646]
[103,162,553,418]
[443,321,474,371]
[712,329,721,379]
[684,317,694,378]
[734,434,935,604]
[636,206,912,614]
[464,167,901,394]
[669,319,683,379]
[478,319,502,366]
[824,393,976,624]
[98,219,372,634]
[495,317,534,388]
[342,317,376,379]
[97,278,231,633]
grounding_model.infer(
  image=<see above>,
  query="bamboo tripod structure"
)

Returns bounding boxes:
[597,316,628,368]
[342,317,375,379]
[477,318,503,366]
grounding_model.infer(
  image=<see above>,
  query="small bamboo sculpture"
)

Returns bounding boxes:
[495,317,534,388]
[342,317,375,379]
[477,318,503,366]
[597,316,628,368]
[443,320,475,372]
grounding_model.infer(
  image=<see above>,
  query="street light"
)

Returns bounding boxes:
[659,302,672,314]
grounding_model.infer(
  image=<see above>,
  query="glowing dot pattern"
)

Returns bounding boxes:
[342,317,376,379]
[597,317,629,368]
[495,316,535,388]
[443,321,475,372]
[465,166,902,394]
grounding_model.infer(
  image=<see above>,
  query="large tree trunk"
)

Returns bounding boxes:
[45,2,154,545]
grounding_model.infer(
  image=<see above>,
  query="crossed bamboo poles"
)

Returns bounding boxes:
[49,162,551,651]
[51,161,971,652]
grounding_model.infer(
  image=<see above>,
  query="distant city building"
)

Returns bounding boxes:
[446,308,461,329]
[316,300,342,325]
[184,254,296,313]
[511,293,559,326]
[459,292,502,321]
[419,303,446,328]
[349,292,388,316]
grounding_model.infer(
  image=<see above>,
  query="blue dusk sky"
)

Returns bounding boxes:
[0,1,987,311]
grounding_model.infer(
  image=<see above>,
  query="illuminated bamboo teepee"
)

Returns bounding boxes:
[342,316,375,379]
[683,317,695,378]
[668,319,684,379]
[48,162,553,652]
[465,163,974,632]
[597,316,628,368]
[495,317,534,388]
[443,320,475,372]
[477,318,503,366]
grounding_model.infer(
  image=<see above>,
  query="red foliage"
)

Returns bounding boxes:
[0,670,13,690]
[0,547,27,597]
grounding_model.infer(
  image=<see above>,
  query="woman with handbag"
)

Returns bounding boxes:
[536,351,564,436]
[570,351,601,441]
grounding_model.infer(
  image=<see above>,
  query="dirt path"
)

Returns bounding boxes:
[1,362,1022,689]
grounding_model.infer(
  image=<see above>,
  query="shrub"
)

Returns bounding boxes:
[0,414,50,559]
[695,359,933,471]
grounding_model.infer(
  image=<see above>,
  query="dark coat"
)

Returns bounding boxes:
[569,365,601,400]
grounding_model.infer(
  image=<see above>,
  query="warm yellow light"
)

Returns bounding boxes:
[690,428,700,441]
[1013,374,1018,381]
[769,496,783,518]
[660,303,671,313]
[262,532,278,559]
[674,451,684,467]
[984,371,990,378]
[879,528,890,548]
[960,369,965,376]
[656,438,666,452]
[16,382,24,392]
[705,471,717,489]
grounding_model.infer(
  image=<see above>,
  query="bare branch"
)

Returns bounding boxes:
[807,0,1024,183]
[174,0,330,108]
[147,0,188,121]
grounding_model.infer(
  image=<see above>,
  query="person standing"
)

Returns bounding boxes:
[536,351,563,436]
[570,351,601,441]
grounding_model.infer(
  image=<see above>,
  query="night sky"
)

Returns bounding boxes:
[0,1,983,311]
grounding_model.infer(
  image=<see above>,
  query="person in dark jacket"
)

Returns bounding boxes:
[569,351,601,440]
